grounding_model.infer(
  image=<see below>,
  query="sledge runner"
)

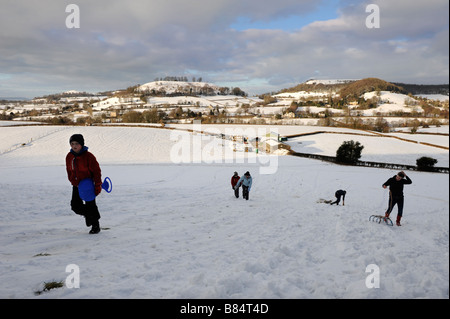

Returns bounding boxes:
[382,171,412,226]
[231,171,240,198]
[235,171,252,200]
[66,134,102,234]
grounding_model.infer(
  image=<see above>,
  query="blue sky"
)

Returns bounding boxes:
[231,0,340,31]
[0,0,448,99]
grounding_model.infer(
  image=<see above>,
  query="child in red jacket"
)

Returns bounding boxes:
[66,134,102,234]
[231,171,240,198]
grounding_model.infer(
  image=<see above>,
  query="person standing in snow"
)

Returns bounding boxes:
[231,171,240,198]
[235,171,252,200]
[382,171,412,226]
[66,134,102,234]
[330,189,346,206]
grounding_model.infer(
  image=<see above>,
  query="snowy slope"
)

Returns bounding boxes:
[0,123,448,299]
[304,79,358,85]
[137,80,221,95]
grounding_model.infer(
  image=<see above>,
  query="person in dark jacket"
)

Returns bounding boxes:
[330,189,346,206]
[66,134,102,234]
[231,171,240,198]
[382,171,412,226]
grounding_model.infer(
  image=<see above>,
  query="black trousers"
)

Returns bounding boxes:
[330,194,342,205]
[242,185,249,200]
[234,186,239,198]
[71,186,101,226]
[385,195,404,217]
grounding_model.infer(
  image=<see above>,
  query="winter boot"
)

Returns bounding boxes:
[396,215,402,226]
[89,221,101,234]
[384,212,390,218]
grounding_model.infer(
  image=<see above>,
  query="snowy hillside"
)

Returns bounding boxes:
[137,80,222,95]
[361,91,422,115]
[3,78,448,130]
[304,79,358,85]
[0,122,448,299]
[92,96,144,111]
[273,91,331,99]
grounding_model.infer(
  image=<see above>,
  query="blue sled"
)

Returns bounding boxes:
[78,177,112,202]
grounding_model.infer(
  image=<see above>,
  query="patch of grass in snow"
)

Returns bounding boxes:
[34,280,64,295]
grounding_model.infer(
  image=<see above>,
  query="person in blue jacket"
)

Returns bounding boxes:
[235,171,252,200]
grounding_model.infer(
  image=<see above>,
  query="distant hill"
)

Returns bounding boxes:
[277,78,449,100]
[338,78,407,100]
[0,97,30,101]
[276,77,407,101]
[136,80,247,97]
[392,83,449,95]
[36,91,102,100]
[277,79,356,94]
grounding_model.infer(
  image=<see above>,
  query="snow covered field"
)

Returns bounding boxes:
[0,122,448,299]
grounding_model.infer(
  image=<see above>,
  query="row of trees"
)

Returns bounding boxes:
[121,109,166,123]
[120,106,231,123]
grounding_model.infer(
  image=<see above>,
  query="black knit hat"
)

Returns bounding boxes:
[244,171,250,176]
[69,134,84,146]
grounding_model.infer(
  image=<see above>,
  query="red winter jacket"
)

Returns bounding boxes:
[231,175,240,188]
[66,147,102,193]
